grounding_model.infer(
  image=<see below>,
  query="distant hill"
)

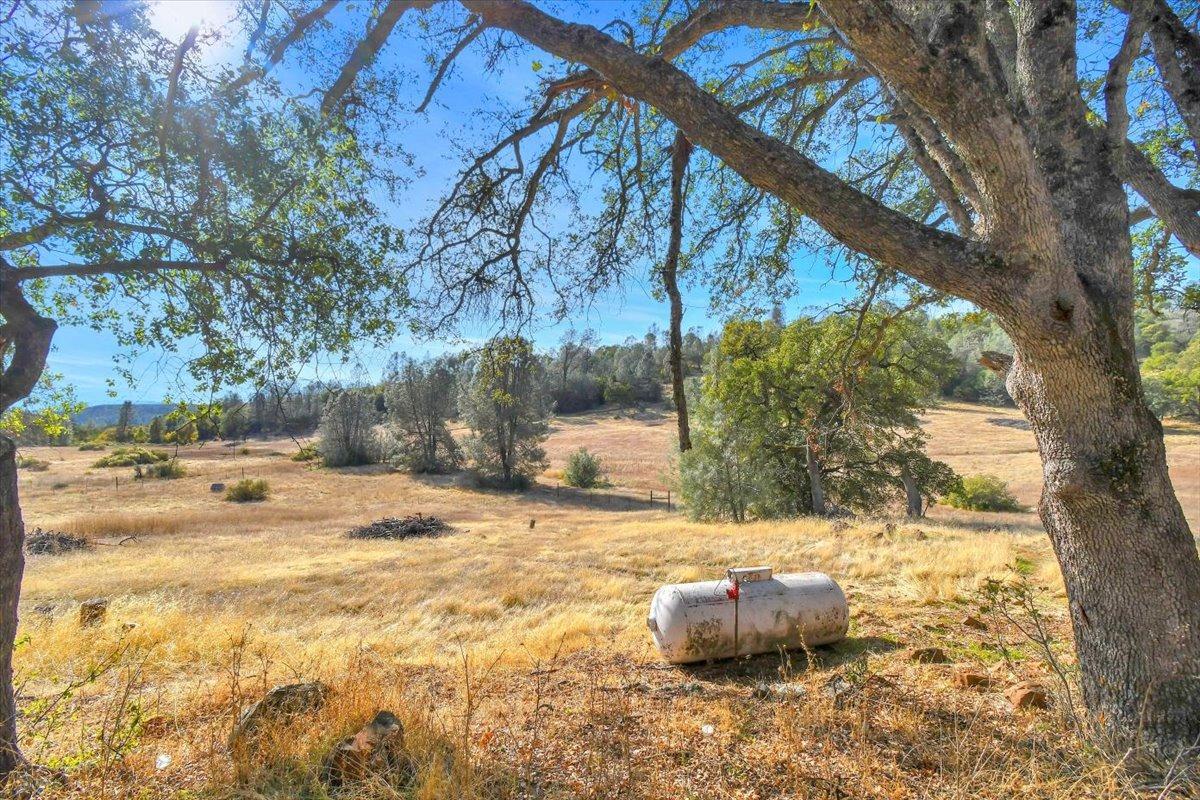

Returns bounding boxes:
[73,403,173,427]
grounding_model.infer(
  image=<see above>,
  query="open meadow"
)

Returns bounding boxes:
[11,402,1200,798]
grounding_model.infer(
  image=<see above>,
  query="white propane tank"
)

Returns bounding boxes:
[646,567,849,664]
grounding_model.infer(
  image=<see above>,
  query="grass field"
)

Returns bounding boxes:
[10,402,1199,798]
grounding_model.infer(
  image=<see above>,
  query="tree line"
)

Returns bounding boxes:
[44,306,1197,451]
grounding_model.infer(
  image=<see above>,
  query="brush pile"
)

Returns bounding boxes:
[25,527,91,555]
[347,514,451,541]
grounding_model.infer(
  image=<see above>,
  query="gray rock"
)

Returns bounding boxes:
[229,681,329,747]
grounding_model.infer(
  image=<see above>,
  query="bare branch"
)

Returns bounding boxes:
[465,0,1018,310]
[416,17,486,113]
[160,25,199,158]
[1104,12,1147,171]
[322,0,432,116]
[225,0,338,93]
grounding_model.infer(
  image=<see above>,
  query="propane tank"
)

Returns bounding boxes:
[646,567,849,664]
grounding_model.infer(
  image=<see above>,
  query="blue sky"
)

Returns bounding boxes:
[48,0,857,404]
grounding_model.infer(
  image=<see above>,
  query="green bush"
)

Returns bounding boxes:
[290,444,319,462]
[603,380,636,408]
[225,478,269,502]
[93,446,169,468]
[77,442,106,451]
[563,447,604,488]
[16,455,50,471]
[945,474,1024,512]
[135,459,186,480]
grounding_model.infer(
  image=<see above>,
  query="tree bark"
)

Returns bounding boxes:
[900,466,922,518]
[663,130,692,452]
[0,437,25,780]
[805,440,826,516]
[1005,319,1200,750]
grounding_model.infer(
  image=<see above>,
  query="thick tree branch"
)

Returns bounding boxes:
[819,0,1055,245]
[464,0,1018,310]
[1123,141,1200,257]
[10,260,228,281]
[893,111,974,236]
[0,269,56,414]
[1105,12,1148,171]
[1135,0,1200,152]
[322,0,432,115]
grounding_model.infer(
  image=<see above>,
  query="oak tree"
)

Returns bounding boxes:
[271,0,1200,751]
[0,2,407,776]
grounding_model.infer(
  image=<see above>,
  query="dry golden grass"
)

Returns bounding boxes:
[10,402,1198,798]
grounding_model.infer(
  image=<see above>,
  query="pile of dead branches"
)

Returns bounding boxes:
[346,514,451,541]
[25,528,91,555]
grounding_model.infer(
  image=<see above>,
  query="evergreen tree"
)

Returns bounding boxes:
[461,337,550,488]
[114,401,134,443]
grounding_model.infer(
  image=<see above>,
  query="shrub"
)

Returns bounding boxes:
[563,447,604,488]
[93,446,169,468]
[603,380,636,408]
[290,444,319,462]
[678,433,772,522]
[16,455,50,471]
[134,459,186,480]
[470,470,532,491]
[550,376,606,413]
[945,474,1024,512]
[77,442,106,451]
[225,478,269,502]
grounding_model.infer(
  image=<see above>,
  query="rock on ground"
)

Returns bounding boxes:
[323,710,410,788]
[228,681,329,747]
[1005,680,1051,710]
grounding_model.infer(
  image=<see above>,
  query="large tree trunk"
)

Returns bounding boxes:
[900,466,922,518]
[0,437,25,779]
[663,130,692,452]
[805,441,827,516]
[1006,330,1200,750]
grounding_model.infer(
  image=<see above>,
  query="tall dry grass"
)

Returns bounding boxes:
[10,404,1198,798]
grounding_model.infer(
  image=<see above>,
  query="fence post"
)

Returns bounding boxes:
[667,490,672,512]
